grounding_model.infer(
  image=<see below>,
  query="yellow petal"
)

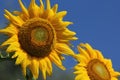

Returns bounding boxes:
[51,11,67,22]
[13,11,21,15]
[105,59,112,68]
[112,72,120,77]
[80,43,97,58]
[55,43,75,56]
[39,0,44,14]
[56,11,67,19]
[46,0,51,10]
[4,9,24,26]
[57,29,76,37]
[0,24,17,35]
[40,0,44,6]
[74,66,86,72]
[49,53,65,70]
[42,9,54,19]
[77,46,90,60]
[18,0,29,17]
[6,42,20,53]
[75,54,89,64]
[111,77,118,80]
[53,21,73,30]
[95,50,104,60]
[28,0,40,17]
[30,58,39,79]
[39,59,47,80]
[21,56,31,76]
[52,4,58,13]
[75,73,90,80]
[57,39,70,43]
[45,57,52,76]
[1,35,18,46]
[15,50,26,65]
[75,74,83,80]
[50,50,62,64]
[74,62,87,68]
[12,51,19,58]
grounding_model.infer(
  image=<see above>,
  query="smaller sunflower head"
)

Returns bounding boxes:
[74,43,120,80]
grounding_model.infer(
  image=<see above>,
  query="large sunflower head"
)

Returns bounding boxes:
[0,0,77,79]
[74,43,120,80]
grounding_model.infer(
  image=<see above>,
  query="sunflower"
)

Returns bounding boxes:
[74,43,120,80]
[0,0,77,79]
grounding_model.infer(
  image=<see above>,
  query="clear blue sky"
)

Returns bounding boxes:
[0,0,120,71]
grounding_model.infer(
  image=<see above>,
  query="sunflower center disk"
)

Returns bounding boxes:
[31,27,48,44]
[87,59,111,80]
[18,18,55,58]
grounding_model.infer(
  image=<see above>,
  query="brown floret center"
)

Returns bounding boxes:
[18,18,55,58]
[87,59,111,80]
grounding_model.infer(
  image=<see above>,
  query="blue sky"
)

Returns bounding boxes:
[0,0,120,71]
